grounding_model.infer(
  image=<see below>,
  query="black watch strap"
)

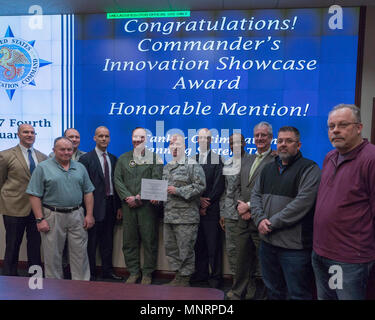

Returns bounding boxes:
[36,217,45,224]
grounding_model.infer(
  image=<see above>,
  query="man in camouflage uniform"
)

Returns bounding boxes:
[114,127,163,285]
[219,133,242,275]
[163,134,206,287]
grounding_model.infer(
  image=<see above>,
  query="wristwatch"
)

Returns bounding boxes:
[36,217,45,224]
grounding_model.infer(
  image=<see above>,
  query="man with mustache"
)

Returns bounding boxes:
[251,126,321,300]
[312,104,375,300]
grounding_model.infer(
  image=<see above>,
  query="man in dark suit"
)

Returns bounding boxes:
[79,126,123,281]
[227,121,275,300]
[0,124,47,276]
[191,128,225,288]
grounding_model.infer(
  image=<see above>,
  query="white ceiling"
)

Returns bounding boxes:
[0,0,374,15]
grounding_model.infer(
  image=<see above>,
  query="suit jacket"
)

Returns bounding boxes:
[74,149,86,161]
[239,151,275,202]
[196,150,225,220]
[0,145,47,217]
[79,149,121,222]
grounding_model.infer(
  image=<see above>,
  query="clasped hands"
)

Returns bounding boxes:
[199,197,211,216]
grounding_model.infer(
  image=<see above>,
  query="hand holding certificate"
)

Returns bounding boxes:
[141,178,168,202]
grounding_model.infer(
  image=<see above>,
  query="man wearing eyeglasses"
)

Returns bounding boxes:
[312,104,375,300]
[0,124,47,276]
[251,126,321,300]
[226,122,275,300]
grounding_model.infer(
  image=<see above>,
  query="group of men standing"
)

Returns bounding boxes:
[222,104,375,300]
[0,103,375,300]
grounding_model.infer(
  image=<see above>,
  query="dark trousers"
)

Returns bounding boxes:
[193,217,223,285]
[2,213,41,276]
[87,198,116,277]
[259,241,313,300]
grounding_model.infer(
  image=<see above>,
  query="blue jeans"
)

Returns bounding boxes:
[312,250,374,300]
[259,241,313,300]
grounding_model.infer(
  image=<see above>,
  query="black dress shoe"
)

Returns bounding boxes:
[102,273,124,281]
[208,278,222,289]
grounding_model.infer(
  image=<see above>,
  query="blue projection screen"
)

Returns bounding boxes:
[0,8,360,166]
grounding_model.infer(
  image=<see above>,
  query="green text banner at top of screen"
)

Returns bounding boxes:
[107,11,191,19]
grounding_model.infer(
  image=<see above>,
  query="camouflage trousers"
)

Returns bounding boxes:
[163,223,199,276]
[224,218,238,275]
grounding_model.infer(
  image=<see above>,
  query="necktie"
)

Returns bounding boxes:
[248,153,264,182]
[28,149,36,174]
[103,153,110,196]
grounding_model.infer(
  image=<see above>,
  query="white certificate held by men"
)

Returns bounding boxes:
[141,178,168,202]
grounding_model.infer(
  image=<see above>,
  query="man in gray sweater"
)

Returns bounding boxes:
[251,126,321,300]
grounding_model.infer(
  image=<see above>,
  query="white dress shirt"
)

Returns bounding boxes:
[19,144,38,170]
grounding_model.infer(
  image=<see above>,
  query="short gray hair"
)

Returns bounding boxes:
[254,121,273,136]
[329,104,361,123]
[54,136,73,147]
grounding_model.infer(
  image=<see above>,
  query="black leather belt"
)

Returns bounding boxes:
[43,204,81,213]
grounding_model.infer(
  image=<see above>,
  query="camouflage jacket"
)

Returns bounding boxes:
[163,158,206,224]
[220,158,240,220]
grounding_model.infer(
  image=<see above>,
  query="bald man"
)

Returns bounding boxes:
[79,126,123,281]
[64,128,86,160]
[0,124,47,276]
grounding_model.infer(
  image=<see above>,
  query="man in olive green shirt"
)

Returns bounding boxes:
[114,127,163,285]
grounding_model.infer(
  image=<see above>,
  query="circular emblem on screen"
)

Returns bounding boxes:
[0,26,51,100]
[0,37,39,88]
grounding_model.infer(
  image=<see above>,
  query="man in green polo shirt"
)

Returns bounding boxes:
[27,137,95,280]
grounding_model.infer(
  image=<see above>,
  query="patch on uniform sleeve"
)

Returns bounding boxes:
[129,159,136,167]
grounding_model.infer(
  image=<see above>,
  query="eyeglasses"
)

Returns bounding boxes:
[277,139,298,145]
[327,122,359,131]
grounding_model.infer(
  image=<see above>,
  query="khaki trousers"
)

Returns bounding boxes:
[41,207,90,280]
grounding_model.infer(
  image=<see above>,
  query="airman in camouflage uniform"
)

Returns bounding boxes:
[219,133,242,275]
[114,127,163,285]
[163,134,206,287]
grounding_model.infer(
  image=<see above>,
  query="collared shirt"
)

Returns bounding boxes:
[256,148,271,158]
[19,144,38,169]
[247,148,272,207]
[314,139,375,263]
[95,147,113,195]
[26,157,95,207]
[199,150,209,164]
[72,150,79,161]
